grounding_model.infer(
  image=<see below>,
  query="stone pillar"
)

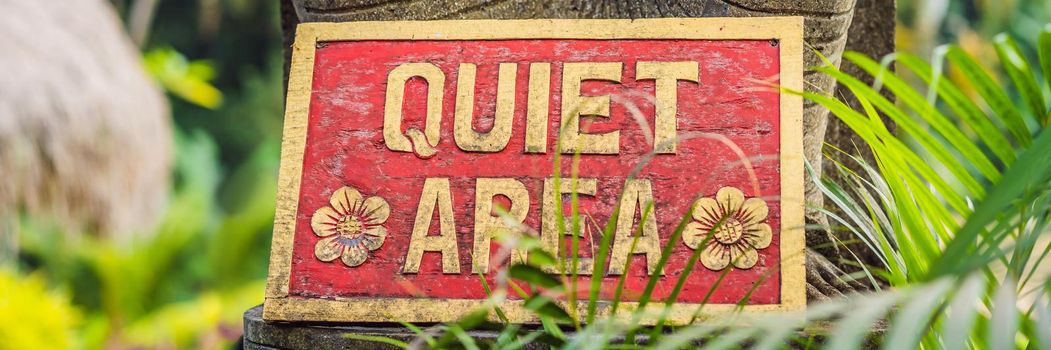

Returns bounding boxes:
[250,1,897,347]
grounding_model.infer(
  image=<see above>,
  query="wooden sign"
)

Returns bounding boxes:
[265,18,805,323]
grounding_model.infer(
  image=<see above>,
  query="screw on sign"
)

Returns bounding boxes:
[264,18,806,324]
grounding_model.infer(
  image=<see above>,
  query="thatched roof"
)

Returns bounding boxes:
[0,0,171,239]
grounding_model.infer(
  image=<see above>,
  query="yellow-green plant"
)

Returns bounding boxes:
[0,269,79,350]
[143,47,224,109]
[13,130,277,349]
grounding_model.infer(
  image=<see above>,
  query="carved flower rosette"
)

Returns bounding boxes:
[682,187,773,270]
[311,186,390,267]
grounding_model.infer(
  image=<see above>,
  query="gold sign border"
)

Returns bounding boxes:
[264,18,805,324]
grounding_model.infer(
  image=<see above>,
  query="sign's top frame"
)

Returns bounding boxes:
[266,17,806,323]
[296,17,804,41]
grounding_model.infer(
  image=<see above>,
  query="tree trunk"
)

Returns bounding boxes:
[820,0,898,274]
[280,0,896,301]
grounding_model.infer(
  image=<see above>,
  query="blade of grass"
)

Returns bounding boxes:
[825,291,901,350]
[634,202,692,310]
[994,34,1047,125]
[733,261,778,312]
[932,125,1051,278]
[897,52,1016,166]
[812,160,895,275]
[697,327,757,350]
[688,265,733,324]
[940,274,985,350]
[586,194,620,324]
[503,330,544,349]
[509,264,562,290]
[569,152,582,329]
[987,279,1019,350]
[944,45,1032,145]
[478,272,509,323]
[651,322,726,350]
[540,316,567,343]
[492,324,519,348]
[1040,25,1051,103]
[843,52,1002,186]
[607,204,658,345]
[342,334,409,348]
[447,325,481,350]
[1035,293,1051,350]
[648,209,726,339]
[624,202,671,343]
[608,203,653,316]
[431,308,489,348]
[799,90,944,269]
[880,278,954,350]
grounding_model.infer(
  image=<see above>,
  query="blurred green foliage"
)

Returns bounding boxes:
[143,47,224,109]
[146,0,285,167]
[899,0,1051,55]
[15,129,277,349]
[4,0,284,349]
[898,0,1051,110]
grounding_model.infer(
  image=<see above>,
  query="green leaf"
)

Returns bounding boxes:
[940,275,985,350]
[526,249,558,268]
[502,331,544,349]
[826,291,900,349]
[944,45,1031,146]
[843,52,1001,186]
[814,157,902,284]
[525,295,572,322]
[698,327,756,350]
[532,331,567,347]
[477,273,509,323]
[994,34,1047,125]
[804,69,972,216]
[897,52,1017,166]
[1040,25,1051,101]
[932,125,1051,278]
[1006,194,1051,281]
[987,279,1019,350]
[508,264,562,289]
[342,334,408,348]
[1035,294,1051,350]
[635,202,673,310]
[881,279,953,350]
[142,47,224,109]
[587,197,620,324]
[456,308,490,331]
[432,308,490,348]
[652,323,724,350]
[797,89,946,267]
[448,325,481,350]
[397,321,437,348]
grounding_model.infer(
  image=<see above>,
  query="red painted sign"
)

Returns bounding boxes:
[265,19,805,323]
